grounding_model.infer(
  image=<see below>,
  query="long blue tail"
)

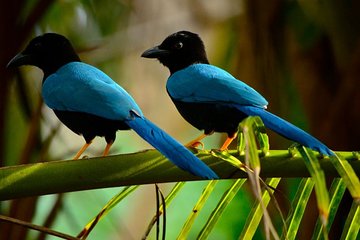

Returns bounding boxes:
[238,106,334,156]
[125,111,218,179]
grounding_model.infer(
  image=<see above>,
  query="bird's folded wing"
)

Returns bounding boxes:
[42,62,142,120]
[167,64,268,108]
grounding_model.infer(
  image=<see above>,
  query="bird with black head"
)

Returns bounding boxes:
[142,31,333,156]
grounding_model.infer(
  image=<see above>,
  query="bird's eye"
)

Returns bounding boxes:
[174,41,183,49]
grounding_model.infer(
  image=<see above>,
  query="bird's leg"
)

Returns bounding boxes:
[185,133,209,148]
[102,140,114,157]
[220,134,237,151]
[73,141,92,160]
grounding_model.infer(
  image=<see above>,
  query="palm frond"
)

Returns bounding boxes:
[1,117,359,239]
[0,150,358,201]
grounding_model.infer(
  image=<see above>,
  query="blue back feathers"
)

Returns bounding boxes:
[167,64,268,108]
[42,62,143,120]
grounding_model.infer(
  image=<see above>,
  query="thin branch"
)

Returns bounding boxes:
[0,215,78,240]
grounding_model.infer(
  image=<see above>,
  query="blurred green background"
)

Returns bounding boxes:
[1,0,359,239]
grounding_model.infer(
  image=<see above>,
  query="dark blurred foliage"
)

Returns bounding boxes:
[233,1,360,238]
[0,2,53,238]
[236,0,360,152]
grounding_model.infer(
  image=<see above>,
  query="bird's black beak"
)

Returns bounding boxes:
[7,53,32,68]
[141,46,169,58]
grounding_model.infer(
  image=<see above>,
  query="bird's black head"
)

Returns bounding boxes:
[141,31,209,74]
[7,33,80,77]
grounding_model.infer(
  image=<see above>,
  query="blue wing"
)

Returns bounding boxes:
[167,63,268,108]
[42,62,142,120]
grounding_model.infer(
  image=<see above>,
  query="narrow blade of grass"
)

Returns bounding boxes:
[78,185,138,239]
[240,116,261,171]
[329,153,360,200]
[340,201,360,240]
[143,182,186,239]
[237,132,246,155]
[211,150,247,172]
[177,180,218,239]
[252,116,270,155]
[241,116,279,240]
[297,146,329,226]
[240,116,261,211]
[284,178,315,240]
[197,179,247,239]
[155,184,167,240]
[312,178,347,240]
[239,178,281,240]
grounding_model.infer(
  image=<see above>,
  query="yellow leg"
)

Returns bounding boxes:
[73,141,92,160]
[220,134,237,151]
[102,141,114,157]
[185,133,209,148]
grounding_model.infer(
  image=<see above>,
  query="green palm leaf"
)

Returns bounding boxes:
[0,150,358,201]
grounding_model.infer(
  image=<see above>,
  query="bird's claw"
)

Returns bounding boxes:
[186,141,205,150]
[192,141,205,149]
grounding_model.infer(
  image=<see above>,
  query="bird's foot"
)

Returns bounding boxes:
[185,133,208,149]
[219,135,237,151]
[219,146,228,151]
[102,141,114,157]
[73,142,92,160]
[187,141,205,149]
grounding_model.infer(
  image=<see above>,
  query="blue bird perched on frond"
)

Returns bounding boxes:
[7,33,218,179]
[142,31,334,156]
